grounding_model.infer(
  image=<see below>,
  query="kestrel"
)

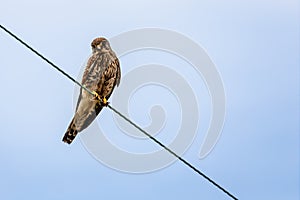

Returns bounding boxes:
[62,37,121,144]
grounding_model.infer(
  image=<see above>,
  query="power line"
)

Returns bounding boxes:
[0,24,238,200]
[108,105,238,199]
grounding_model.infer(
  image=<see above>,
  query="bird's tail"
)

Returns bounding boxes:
[62,119,78,144]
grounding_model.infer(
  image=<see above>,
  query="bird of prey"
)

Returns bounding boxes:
[62,37,121,144]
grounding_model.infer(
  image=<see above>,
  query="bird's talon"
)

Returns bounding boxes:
[92,91,100,100]
[101,97,109,106]
[103,97,107,104]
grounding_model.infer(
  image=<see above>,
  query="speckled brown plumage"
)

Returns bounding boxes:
[62,37,121,144]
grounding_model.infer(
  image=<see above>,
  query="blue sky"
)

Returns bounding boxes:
[0,0,299,199]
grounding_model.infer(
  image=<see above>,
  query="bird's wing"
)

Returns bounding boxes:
[75,53,105,111]
[67,53,107,137]
[115,58,121,87]
[95,56,121,99]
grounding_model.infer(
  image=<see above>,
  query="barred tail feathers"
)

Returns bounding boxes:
[62,119,78,144]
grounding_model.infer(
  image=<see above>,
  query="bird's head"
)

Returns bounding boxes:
[91,37,111,53]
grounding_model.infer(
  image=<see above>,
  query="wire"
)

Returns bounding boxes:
[108,105,238,199]
[0,24,238,200]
